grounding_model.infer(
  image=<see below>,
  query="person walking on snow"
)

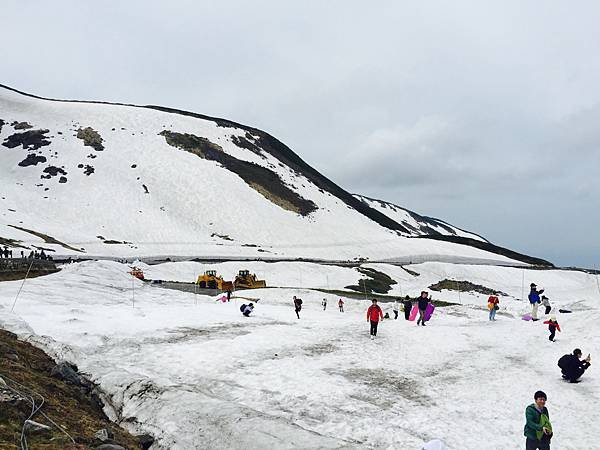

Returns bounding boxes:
[528,283,544,321]
[338,298,344,312]
[558,349,591,383]
[293,296,303,319]
[487,295,499,321]
[322,298,327,311]
[541,296,552,315]
[524,390,553,450]
[366,299,384,340]
[543,316,561,341]
[392,299,399,320]
[403,295,412,320]
[416,291,429,326]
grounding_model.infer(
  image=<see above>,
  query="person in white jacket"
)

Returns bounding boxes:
[541,295,552,315]
[392,299,400,319]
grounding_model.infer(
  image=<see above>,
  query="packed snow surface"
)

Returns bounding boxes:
[1,260,598,449]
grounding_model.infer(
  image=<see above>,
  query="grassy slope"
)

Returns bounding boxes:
[0,329,142,450]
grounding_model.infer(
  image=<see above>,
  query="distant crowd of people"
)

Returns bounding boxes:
[0,246,53,260]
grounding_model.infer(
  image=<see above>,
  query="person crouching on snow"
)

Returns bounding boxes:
[242,303,254,317]
[543,316,560,342]
[558,349,591,383]
[487,295,499,321]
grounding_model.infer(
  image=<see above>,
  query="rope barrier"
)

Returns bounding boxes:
[10,259,35,313]
[0,371,76,447]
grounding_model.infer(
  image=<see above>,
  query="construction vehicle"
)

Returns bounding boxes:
[196,270,233,291]
[234,270,266,290]
[129,267,145,280]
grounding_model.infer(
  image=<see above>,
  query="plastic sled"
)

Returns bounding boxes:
[409,305,419,321]
[424,303,435,322]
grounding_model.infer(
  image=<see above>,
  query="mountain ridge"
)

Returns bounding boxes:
[0,83,549,266]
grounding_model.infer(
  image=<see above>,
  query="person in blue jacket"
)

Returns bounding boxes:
[528,283,544,321]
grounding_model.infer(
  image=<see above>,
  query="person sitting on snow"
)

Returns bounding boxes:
[543,316,561,342]
[558,348,591,383]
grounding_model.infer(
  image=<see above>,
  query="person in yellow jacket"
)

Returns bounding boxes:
[487,295,499,321]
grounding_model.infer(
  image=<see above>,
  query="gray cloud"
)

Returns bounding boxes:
[2,0,600,267]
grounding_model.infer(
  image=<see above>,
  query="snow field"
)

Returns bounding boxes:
[0,260,598,449]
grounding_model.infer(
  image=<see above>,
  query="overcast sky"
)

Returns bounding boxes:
[2,1,600,267]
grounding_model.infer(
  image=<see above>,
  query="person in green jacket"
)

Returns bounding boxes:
[524,390,553,450]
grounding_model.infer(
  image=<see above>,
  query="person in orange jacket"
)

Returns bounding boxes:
[366,299,384,340]
[543,316,561,342]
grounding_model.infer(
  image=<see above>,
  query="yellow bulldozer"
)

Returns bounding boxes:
[234,270,266,289]
[196,270,233,291]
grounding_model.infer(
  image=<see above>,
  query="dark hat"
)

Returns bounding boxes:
[574,348,582,356]
[530,283,537,287]
[541,295,548,299]
[534,390,547,400]
[405,295,410,299]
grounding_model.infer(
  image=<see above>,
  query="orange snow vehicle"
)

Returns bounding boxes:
[196,270,233,291]
[128,267,145,280]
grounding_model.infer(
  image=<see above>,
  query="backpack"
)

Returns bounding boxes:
[558,354,570,370]
[240,304,246,312]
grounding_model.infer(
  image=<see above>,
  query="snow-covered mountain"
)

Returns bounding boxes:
[354,195,487,242]
[0,84,547,265]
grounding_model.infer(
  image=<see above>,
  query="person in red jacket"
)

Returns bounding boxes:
[366,299,384,340]
[543,316,561,342]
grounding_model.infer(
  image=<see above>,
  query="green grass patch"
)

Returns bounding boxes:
[428,279,507,296]
[345,267,397,295]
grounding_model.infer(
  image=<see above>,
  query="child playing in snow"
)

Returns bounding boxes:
[543,316,561,341]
